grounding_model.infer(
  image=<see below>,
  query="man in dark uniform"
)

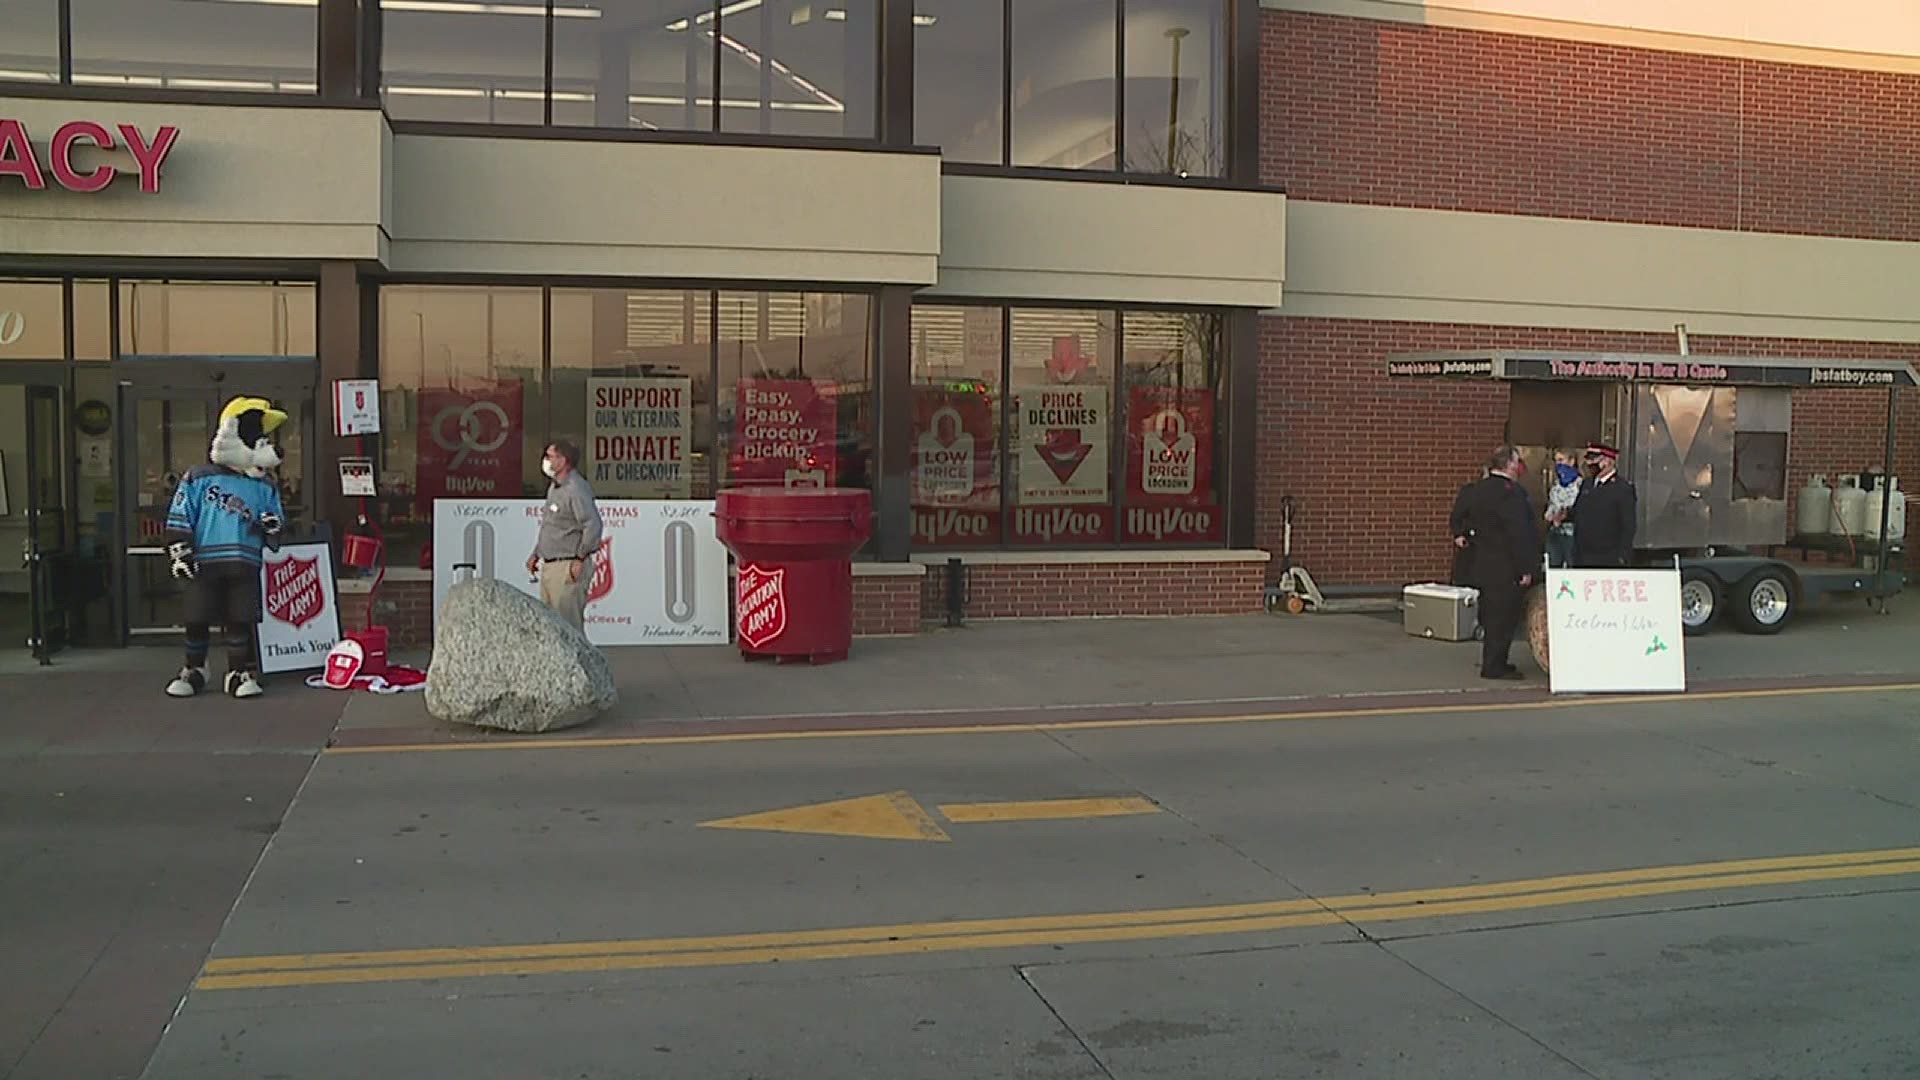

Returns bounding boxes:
[1569,442,1638,568]
[1455,446,1542,680]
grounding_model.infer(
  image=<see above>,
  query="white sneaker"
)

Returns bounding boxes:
[166,667,208,698]
[226,670,265,699]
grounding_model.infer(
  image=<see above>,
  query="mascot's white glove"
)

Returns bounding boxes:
[258,511,283,544]
[167,540,198,581]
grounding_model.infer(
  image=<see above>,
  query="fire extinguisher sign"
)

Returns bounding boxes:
[1124,387,1222,543]
[332,379,382,437]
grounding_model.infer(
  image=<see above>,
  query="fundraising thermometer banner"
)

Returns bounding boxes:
[1544,568,1687,694]
[432,499,729,646]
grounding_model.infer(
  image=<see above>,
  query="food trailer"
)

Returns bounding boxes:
[1386,350,1912,644]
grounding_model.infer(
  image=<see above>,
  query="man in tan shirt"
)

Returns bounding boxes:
[524,440,603,635]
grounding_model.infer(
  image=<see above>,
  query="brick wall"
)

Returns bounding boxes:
[921,558,1270,620]
[1261,9,1920,241]
[852,573,923,636]
[341,576,433,650]
[1260,316,1920,585]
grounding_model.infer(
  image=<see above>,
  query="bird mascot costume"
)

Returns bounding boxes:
[162,397,289,700]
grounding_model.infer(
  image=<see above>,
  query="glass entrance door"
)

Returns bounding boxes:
[122,389,215,638]
[24,385,71,663]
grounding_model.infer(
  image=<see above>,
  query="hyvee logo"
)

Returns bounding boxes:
[1126,506,1216,542]
[1012,507,1106,543]
[0,119,179,194]
[914,507,992,541]
[265,554,324,629]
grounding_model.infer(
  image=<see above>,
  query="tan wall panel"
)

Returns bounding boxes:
[1282,200,1920,342]
[0,97,386,261]
[1261,0,1920,71]
[932,175,1286,307]
[386,136,940,284]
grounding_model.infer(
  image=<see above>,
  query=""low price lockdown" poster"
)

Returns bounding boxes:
[587,377,692,498]
[1122,386,1222,543]
[733,378,837,488]
[912,387,1000,546]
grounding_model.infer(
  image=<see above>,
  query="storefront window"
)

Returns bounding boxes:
[377,286,546,565]
[1012,0,1117,169]
[550,288,715,499]
[910,305,1003,545]
[717,291,874,490]
[1008,307,1116,544]
[1122,0,1226,176]
[0,0,59,84]
[551,1,716,131]
[72,281,112,361]
[382,0,548,123]
[917,0,1227,177]
[118,282,316,358]
[70,0,316,93]
[1120,310,1223,542]
[0,280,66,360]
[909,301,1226,550]
[390,0,878,134]
[717,0,877,138]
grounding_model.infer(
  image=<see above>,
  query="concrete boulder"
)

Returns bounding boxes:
[426,577,617,732]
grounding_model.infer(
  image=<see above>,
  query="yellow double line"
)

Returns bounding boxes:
[197,845,1920,992]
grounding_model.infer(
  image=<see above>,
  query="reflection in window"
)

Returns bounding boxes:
[1011,0,1117,169]
[0,0,59,84]
[552,1,715,130]
[914,0,1003,163]
[0,280,67,360]
[550,288,715,498]
[716,291,874,491]
[1121,310,1224,541]
[69,0,316,93]
[718,0,876,138]
[1008,307,1116,543]
[910,306,1004,546]
[382,1,547,123]
[72,281,113,361]
[1123,0,1226,176]
[377,286,546,566]
[119,281,316,357]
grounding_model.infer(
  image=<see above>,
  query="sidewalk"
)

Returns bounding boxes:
[329,597,1920,744]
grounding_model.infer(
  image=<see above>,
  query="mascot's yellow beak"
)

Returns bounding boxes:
[220,396,288,434]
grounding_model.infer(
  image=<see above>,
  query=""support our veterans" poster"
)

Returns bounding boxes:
[586,377,692,498]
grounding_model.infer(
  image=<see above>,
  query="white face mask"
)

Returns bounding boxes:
[541,458,558,480]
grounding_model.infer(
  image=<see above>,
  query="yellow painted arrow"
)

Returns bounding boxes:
[698,792,1159,842]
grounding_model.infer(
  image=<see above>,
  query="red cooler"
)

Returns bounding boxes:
[715,487,873,664]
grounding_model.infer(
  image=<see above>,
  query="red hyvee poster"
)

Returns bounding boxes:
[416,383,524,513]
[912,388,1000,546]
[732,378,837,487]
[1123,387,1222,543]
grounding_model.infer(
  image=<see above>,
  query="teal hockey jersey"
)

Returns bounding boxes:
[164,465,285,567]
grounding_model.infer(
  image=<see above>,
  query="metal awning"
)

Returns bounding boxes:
[1384,350,1919,389]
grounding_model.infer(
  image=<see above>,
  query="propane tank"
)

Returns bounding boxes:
[1797,474,1832,536]
[1834,475,1871,537]
[1865,477,1907,541]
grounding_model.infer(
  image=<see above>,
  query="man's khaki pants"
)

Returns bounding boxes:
[538,557,591,635]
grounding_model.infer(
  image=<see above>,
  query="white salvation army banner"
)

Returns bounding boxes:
[432,499,730,646]
[257,541,344,674]
[1545,567,1687,694]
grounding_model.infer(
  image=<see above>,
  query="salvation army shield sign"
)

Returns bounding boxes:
[257,541,342,674]
[736,564,788,649]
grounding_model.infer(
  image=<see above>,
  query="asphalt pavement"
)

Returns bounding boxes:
[3,601,1918,1079]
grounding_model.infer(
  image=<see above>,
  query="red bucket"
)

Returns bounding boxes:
[342,531,382,571]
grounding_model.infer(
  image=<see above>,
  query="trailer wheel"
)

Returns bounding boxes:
[1730,569,1796,635]
[1679,569,1722,636]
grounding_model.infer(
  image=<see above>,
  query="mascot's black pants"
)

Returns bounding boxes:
[184,562,263,672]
